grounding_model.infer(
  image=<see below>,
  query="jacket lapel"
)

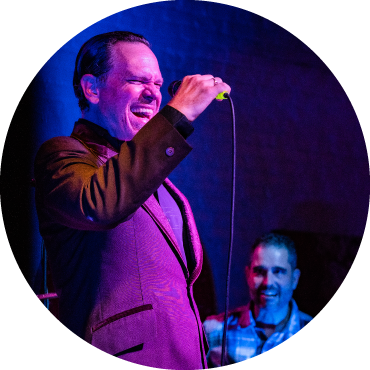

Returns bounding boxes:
[142,194,189,275]
[163,179,203,284]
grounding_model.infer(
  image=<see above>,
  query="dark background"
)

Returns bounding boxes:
[1,0,369,324]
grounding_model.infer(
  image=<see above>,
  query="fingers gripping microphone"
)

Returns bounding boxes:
[168,80,229,100]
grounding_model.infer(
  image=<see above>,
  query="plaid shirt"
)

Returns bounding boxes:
[203,300,312,367]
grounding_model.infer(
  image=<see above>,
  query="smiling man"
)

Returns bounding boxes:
[34,31,230,370]
[203,233,312,366]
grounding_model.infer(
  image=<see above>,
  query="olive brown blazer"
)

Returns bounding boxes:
[34,113,207,369]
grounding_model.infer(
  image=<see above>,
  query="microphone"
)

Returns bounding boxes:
[168,80,229,100]
[168,80,182,97]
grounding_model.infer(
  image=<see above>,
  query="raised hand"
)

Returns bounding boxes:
[167,74,231,121]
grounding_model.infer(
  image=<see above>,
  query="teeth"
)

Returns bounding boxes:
[131,107,153,117]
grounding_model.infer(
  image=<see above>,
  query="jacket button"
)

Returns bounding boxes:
[165,147,175,157]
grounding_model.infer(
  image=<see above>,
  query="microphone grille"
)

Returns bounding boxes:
[168,80,182,97]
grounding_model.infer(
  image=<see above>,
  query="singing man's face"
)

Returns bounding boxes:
[245,245,300,313]
[95,41,163,141]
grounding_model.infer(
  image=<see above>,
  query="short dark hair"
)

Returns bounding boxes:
[73,31,150,111]
[249,232,298,269]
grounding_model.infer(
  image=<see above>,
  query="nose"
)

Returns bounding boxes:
[263,271,274,286]
[142,83,161,103]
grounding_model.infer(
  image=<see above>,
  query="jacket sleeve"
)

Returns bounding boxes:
[34,113,192,231]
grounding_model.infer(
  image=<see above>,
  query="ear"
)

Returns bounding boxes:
[80,74,100,105]
[292,268,301,290]
[244,266,250,282]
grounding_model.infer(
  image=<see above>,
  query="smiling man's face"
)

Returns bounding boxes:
[94,41,163,141]
[245,245,300,314]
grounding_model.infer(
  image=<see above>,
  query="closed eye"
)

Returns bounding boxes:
[272,267,287,275]
[252,267,267,276]
[127,80,162,89]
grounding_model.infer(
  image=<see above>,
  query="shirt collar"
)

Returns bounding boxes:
[73,118,124,153]
[244,299,300,331]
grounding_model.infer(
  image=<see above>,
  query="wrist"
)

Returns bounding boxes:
[167,101,195,122]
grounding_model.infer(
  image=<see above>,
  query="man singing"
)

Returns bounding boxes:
[34,31,230,369]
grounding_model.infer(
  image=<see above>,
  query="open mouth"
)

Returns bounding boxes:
[260,291,278,298]
[131,107,153,119]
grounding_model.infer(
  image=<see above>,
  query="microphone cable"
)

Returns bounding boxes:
[168,82,236,366]
[220,93,236,367]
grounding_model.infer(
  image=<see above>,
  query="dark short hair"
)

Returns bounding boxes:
[73,31,150,111]
[249,233,298,269]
